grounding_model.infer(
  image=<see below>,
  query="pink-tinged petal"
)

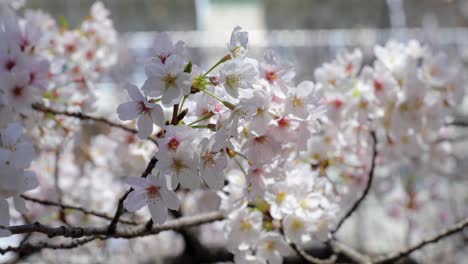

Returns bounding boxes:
[125,177,150,189]
[124,83,144,101]
[117,101,140,121]
[137,114,153,139]
[13,196,27,214]
[148,201,167,225]
[123,189,146,212]
[142,77,164,98]
[161,189,180,210]
[0,199,9,227]
[150,105,165,127]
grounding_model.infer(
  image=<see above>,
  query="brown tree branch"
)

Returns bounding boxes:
[32,103,158,144]
[290,243,337,264]
[373,216,468,264]
[3,211,224,240]
[332,131,377,234]
[20,195,141,226]
[0,236,100,255]
[329,239,372,264]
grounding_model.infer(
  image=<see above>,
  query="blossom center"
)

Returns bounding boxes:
[158,52,171,64]
[146,185,161,199]
[254,135,267,144]
[265,241,276,251]
[136,101,150,114]
[291,219,304,232]
[226,74,241,89]
[374,80,384,92]
[265,71,277,84]
[276,192,287,203]
[167,138,179,151]
[292,96,303,108]
[171,159,188,173]
[12,86,24,97]
[163,74,177,88]
[240,220,252,231]
[202,152,217,168]
[5,60,16,71]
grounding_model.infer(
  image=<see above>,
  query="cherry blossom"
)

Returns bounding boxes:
[116,83,165,139]
[123,174,180,224]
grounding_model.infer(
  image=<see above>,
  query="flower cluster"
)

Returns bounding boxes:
[0,2,118,232]
[35,1,118,111]
[118,27,340,263]
[310,41,464,214]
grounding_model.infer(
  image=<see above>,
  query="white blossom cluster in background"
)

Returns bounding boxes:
[0,1,467,263]
[0,1,119,233]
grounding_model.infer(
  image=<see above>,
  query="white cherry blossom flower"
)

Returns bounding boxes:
[219,58,258,98]
[116,83,165,139]
[142,55,191,107]
[123,174,180,225]
[256,232,290,264]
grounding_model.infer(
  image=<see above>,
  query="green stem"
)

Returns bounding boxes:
[203,54,231,77]
[187,112,214,126]
[233,158,247,176]
[179,95,189,110]
[234,151,248,161]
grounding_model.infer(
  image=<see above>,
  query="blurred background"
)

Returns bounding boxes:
[22,0,468,83]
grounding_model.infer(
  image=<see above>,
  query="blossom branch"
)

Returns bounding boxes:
[290,243,337,264]
[373,216,468,264]
[332,131,377,234]
[20,195,141,226]
[4,211,224,239]
[32,103,158,144]
[0,236,100,255]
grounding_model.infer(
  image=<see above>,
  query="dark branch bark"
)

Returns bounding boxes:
[373,216,468,264]
[21,195,141,226]
[332,131,377,234]
[0,236,99,255]
[32,103,157,144]
[2,211,224,242]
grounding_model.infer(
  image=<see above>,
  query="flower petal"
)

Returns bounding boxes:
[123,189,146,212]
[161,189,180,210]
[124,83,144,101]
[117,101,140,121]
[137,114,153,139]
[148,201,167,225]
[13,196,27,214]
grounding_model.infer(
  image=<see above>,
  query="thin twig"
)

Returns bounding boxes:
[332,131,377,234]
[32,103,157,144]
[20,195,141,226]
[329,239,372,264]
[373,216,468,264]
